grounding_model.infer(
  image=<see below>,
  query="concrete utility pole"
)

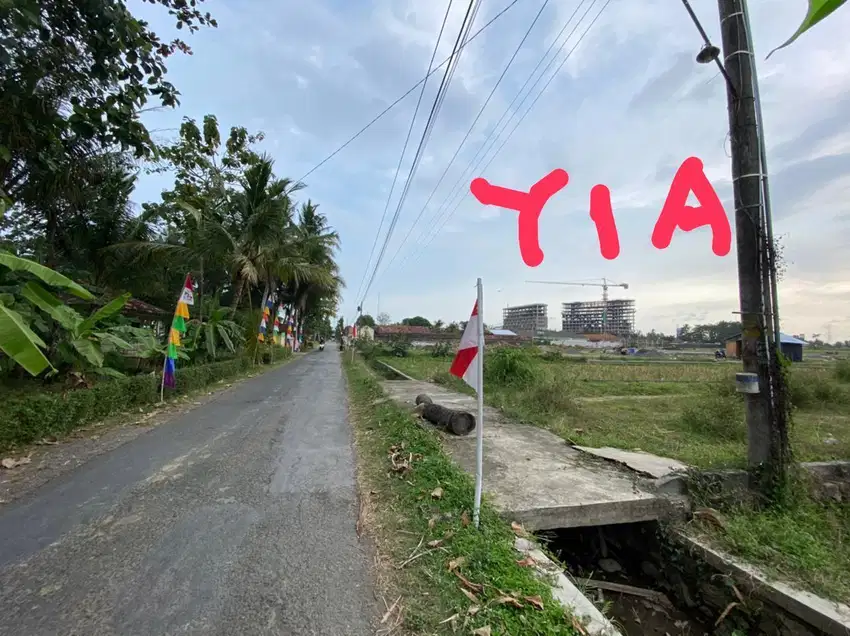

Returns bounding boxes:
[717,0,789,494]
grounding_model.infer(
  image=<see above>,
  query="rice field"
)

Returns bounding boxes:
[376,347,850,468]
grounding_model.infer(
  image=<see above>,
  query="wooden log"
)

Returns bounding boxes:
[421,403,476,436]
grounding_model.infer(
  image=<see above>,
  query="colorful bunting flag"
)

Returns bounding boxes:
[163,275,194,389]
[258,295,274,342]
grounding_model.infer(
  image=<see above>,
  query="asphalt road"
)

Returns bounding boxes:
[0,349,376,636]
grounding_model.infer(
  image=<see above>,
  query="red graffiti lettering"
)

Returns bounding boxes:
[651,157,731,256]
[589,184,620,260]
[469,169,569,267]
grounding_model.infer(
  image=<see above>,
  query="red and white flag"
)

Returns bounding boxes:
[450,300,481,392]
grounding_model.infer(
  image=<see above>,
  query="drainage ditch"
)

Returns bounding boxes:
[542,521,814,636]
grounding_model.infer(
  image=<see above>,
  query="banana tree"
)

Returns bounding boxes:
[185,306,242,360]
[20,281,132,377]
[768,0,846,58]
[0,251,94,376]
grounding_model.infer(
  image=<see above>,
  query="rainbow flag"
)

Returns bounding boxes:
[163,275,194,388]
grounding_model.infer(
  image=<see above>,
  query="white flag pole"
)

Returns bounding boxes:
[473,277,485,529]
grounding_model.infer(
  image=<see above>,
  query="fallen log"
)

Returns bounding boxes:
[420,403,476,436]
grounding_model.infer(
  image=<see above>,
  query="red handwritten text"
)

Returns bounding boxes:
[651,157,731,257]
[470,169,569,267]
[469,157,730,266]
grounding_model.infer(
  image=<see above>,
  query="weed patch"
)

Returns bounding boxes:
[344,356,582,635]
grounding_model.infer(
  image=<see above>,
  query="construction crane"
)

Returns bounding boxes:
[525,278,629,303]
[526,278,630,336]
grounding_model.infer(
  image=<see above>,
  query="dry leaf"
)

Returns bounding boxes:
[510,521,528,537]
[439,613,459,625]
[461,588,478,603]
[448,556,466,571]
[428,516,438,529]
[516,556,536,567]
[468,605,481,616]
[494,595,523,608]
[1,456,31,469]
[431,487,443,499]
[454,571,483,593]
[460,510,471,527]
[35,437,59,446]
[714,601,738,627]
[570,615,589,635]
[524,595,545,610]
[694,507,728,532]
[472,626,491,636]
[427,539,443,548]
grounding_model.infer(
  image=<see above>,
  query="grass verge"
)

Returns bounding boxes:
[0,350,293,453]
[344,355,584,635]
[691,482,850,602]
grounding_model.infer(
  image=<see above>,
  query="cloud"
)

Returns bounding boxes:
[131,0,850,341]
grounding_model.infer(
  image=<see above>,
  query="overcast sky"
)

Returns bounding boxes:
[132,0,850,341]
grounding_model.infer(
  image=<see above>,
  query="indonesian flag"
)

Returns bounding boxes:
[450,300,481,392]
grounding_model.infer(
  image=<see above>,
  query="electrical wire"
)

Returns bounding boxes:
[296,0,527,185]
[352,0,454,306]
[356,0,480,310]
[378,0,596,282]
[379,0,554,276]
[395,0,612,277]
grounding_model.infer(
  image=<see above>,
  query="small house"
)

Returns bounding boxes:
[725,332,807,362]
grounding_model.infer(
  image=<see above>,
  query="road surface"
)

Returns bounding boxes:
[0,349,376,636]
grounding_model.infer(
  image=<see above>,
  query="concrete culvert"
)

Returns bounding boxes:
[420,403,476,436]
[415,393,433,406]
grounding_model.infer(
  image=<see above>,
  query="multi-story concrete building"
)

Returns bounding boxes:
[502,303,548,333]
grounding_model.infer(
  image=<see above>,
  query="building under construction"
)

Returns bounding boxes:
[561,299,635,336]
[502,303,548,333]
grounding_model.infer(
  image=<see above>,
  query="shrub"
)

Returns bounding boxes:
[0,356,258,452]
[431,342,452,358]
[786,371,848,410]
[835,360,850,383]
[484,347,537,387]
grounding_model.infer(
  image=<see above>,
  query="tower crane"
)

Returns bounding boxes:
[526,278,630,336]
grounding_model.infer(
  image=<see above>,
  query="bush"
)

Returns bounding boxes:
[786,371,848,410]
[484,347,537,386]
[835,360,850,383]
[0,356,259,452]
[431,342,451,358]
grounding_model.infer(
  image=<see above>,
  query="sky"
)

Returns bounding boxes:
[131,0,850,341]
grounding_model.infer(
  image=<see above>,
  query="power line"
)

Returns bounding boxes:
[357,0,479,309]
[352,0,454,305]
[379,0,554,276]
[296,0,526,185]
[395,0,611,276]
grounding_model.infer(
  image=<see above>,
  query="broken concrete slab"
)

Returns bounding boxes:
[380,379,676,531]
[573,446,688,479]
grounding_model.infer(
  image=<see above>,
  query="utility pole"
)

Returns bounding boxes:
[717,0,789,496]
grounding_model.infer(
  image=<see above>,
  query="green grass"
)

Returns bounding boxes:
[692,485,850,602]
[343,355,582,635]
[379,349,850,469]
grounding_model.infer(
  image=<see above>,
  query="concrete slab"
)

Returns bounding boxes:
[574,446,689,479]
[380,379,674,531]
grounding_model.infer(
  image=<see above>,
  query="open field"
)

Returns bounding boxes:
[368,344,850,601]
[371,347,850,469]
